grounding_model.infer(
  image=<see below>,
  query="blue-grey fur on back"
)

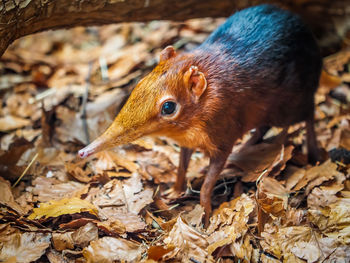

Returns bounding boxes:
[197,4,321,90]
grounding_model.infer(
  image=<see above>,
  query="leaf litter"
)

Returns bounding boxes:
[0,18,350,263]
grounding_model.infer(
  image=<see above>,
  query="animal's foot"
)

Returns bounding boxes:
[163,186,185,199]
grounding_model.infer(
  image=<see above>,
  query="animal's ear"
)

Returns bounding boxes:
[183,66,207,103]
[160,46,176,62]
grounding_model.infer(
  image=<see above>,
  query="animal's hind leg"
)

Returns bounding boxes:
[306,113,319,164]
[247,126,270,145]
[239,126,270,153]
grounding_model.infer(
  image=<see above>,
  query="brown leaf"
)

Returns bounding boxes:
[293,159,344,194]
[65,160,93,183]
[71,222,98,247]
[163,217,213,262]
[307,183,344,209]
[207,195,255,259]
[96,218,126,235]
[0,138,32,181]
[257,177,289,217]
[83,237,143,262]
[137,151,177,184]
[0,231,51,263]
[181,204,204,228]
[46,249,74,263]
[0,115,31,132]
[228,142,293,182]
[309,197,350,237]
[95,150,139,174]
[89,175,153,215]
[107,43,149,80]
[147,245,175,261]
[32,176,87,202]
[0,177,24,214]
[0,138,32,166]
[52,232,74,251]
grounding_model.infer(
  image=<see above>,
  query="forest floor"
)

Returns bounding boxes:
[0,18,349,263]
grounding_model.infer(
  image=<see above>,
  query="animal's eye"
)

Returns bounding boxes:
[161,101,177,116]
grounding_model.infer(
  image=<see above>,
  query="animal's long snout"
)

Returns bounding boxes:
[78,135,110,158]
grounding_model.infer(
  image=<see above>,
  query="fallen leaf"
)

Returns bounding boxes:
[137,151,177,184]
[83,237,143,262]
[98,212,145,233]
[309,198,350,238]
[0,232,51,263]
[207,194,255,260]
[46,249,73,263]
[228,142,293,182]
[71,222,98,247]
[65,160,93,183]
[163,216,213,262]
[181,204,204,228]
[257,177,289,216]
[89,174,153,215]
[95,150,139,174]
[52,232,74,251]
[32,176,87,202]
[0,115,31,132]
[147,245,175,261]
[0,177,24,214]
[307,183,344,209]
[293,159,344,194]
[28,197,98,220]
[96,218,126,235]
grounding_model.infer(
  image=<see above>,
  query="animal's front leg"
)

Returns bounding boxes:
[200,150,231,227]
[174,147,193,193]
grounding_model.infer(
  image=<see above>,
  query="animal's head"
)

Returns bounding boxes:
[78,46,208,158]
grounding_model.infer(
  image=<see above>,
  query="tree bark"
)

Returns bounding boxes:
[1,0,349,57]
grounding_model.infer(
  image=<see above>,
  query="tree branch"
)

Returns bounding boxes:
[1,0,349,57]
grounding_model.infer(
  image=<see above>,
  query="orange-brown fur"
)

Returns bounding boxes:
[109,53,221,156]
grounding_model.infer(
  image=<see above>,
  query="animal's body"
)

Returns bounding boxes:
[79,4,322,225]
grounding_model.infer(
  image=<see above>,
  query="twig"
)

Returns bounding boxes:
[81,62,93,144]
[153,203,180,213]
[12,153,39,188]
[121,184,130,213]
[99,56,109,82]
[28,88,56,104]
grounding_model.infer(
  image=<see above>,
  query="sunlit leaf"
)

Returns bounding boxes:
[28,197,98,220]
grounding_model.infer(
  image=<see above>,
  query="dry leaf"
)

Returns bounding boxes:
[293,160,344,194]
[83,237,143,262]
[257,177,289,216]
[307,183,344,209]
[0,232,51,263]
[147,245,175,261]
[309,198,350,239]
[182,204,204,228]
[98,212,145,233]
[71,222,98,247]
[0,177,24,214]
[95,150,139,174]
[65,160,93,183]
[96,219,126,235]
[228,141,293,182]
[52,232,74,251]
[163,216,213,262]
[0,115,31,132]
[89,174,153,215]
[28,197,98,220]
[207,195,255,260]
[32,176,87,202]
